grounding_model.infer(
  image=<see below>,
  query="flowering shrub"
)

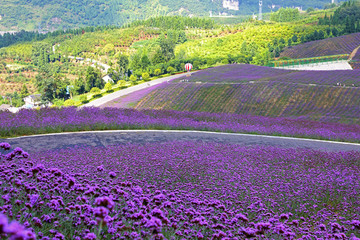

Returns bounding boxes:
[1,107,360,142]
[1,141,360,239]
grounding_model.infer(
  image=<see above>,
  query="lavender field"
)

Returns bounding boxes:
[134,82,360,124]
[280,32,360,59]
[1,107,360,142]
[172,64,292,83]
[1,141,360,239]
[101,64,359,125]
[174,64,360,86]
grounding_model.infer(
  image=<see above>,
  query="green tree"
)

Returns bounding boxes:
[129,52,142,72]
[140,55,151,70]
[20,84,29,99]
[306,7,315,13]
[85,67,103,92]
[274,46,281,58]
[158,34,175,62]
[74,76,86,95]
[35,70,68,102]
[117,54,129,76]
[151,49,166,65]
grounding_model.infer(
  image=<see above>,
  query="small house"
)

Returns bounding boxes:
[102,75,114,84]
[23,94,42,107]
[0,104,11,111]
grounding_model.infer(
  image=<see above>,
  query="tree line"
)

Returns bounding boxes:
[0,25,120,49]
[127,16,215,30]
[318,0,360,34]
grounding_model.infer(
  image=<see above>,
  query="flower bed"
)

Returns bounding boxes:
[1,107,360,142]
[1,142,360,239]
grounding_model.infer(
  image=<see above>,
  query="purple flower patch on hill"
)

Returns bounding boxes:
[281,32,360,59]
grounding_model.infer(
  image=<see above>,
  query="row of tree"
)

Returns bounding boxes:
[128,16,215,30]
[318,0,360,34]
[270,8,301,23]
[0,25,120,49]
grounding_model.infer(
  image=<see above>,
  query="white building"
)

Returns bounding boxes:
[223,0,239,10]
[23,94,42,107]
[0,104,11,111]
[102,75,114,84]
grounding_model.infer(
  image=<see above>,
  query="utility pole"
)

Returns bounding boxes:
[259,0,263,20]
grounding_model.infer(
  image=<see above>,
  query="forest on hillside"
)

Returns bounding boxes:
[0,0,337,31]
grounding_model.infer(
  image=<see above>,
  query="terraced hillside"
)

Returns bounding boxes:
[280,32,360,59]
[103,64,360,124]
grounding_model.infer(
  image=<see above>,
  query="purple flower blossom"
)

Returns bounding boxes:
[94,196,115,210]
[0,142,11,150]
[108,171,116,178]
[84,232,97,240]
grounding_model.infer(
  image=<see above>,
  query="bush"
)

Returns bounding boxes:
[92,93,103,99]
[206,59,216,66]
[117,80,126,86]
[154,69,162,76]
[221,59,229,64]
[79,95,89,103]
[142,72,150,81]
[90,87,101,94]
[52,99,64,107]
[129,75,137,82]
[167,66,176,74]
[104,82,113,92]
[63,99,77,106]
[193,60,201,69]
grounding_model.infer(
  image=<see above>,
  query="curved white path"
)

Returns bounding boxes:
[2,130,359,153]
[82,73,188,107]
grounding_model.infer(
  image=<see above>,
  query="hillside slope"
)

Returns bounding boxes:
[0,0,333,31]
[103,65,360,124]
[280,32,360,59]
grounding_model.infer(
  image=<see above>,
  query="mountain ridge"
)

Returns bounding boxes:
[0,0,335,31]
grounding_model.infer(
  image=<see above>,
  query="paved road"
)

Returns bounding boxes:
[2,130,359,154]
[82,73,188,107]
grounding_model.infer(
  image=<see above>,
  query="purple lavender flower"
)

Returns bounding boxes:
[108,171,116,178]
[84,232,97,240]
[0,142,11,150]
[94,196,115,210]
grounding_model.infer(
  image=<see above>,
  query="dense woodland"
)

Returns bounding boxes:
[0,0,338,31]
[318,0,360,34]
